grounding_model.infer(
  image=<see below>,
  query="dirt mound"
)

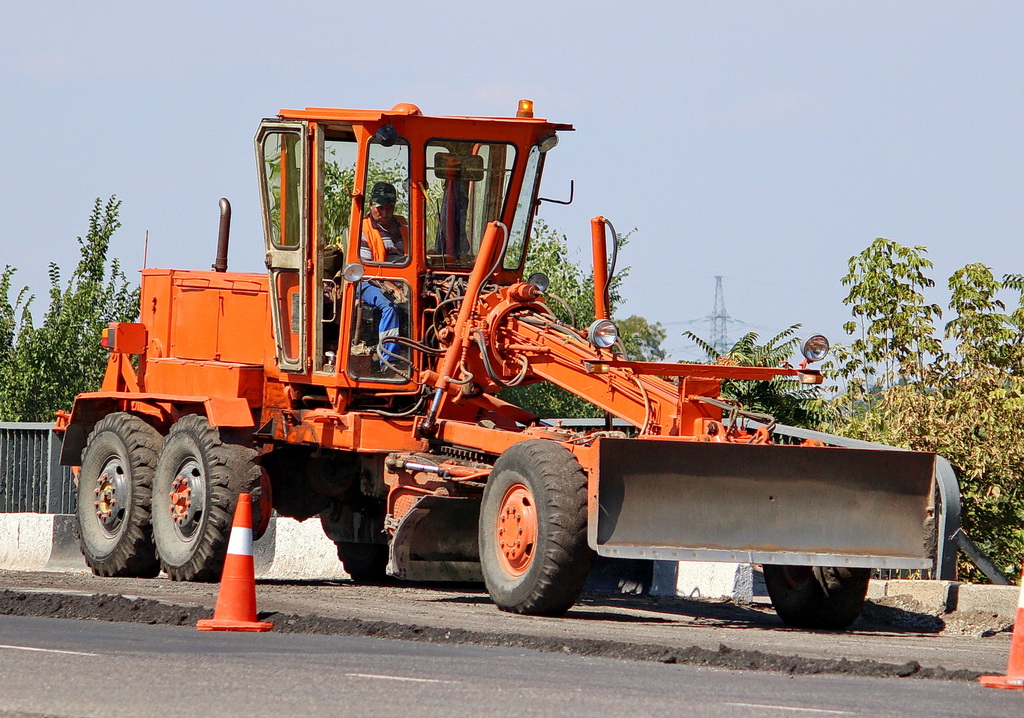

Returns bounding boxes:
[0,589,208,625]
[862,594,1014,637]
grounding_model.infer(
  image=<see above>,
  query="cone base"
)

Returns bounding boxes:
[979,674,1024,690]
[197,618,273,632]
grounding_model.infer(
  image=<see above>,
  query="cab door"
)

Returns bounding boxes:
[256,121,309,373]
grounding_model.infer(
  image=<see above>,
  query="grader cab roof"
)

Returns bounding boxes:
[276,102,574,131]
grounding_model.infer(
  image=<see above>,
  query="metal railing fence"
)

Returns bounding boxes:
[0,422,75,514]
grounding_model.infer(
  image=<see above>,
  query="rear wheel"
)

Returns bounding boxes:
[479,440,592,616]
[763,564,870,630]
[152,415,258,581]
[76,413,162,577]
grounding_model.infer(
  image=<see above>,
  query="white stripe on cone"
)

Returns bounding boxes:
[227,527,253,557]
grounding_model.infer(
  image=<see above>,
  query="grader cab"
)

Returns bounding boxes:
[59,101,938,629]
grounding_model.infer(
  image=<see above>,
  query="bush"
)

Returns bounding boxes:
[824,240,1024,582]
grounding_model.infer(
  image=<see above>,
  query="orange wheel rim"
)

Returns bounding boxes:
[495,483,537,577]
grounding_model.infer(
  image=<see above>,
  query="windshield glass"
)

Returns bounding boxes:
[424,140,516,268]
[503,144,544,270]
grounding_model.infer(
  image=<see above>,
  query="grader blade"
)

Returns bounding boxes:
[592,438,936,569]
[388,495,483,582]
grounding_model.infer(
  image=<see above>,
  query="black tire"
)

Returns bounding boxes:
[151,415,251,581]
[763,565,870,630]
[76,413,162,578]
[479,440,593,616]
[221,442,270,540]
[335,542,390,582]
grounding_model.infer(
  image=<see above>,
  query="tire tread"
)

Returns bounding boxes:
[77,412,162,578]
[153,415,248,582]
[480,440,592,616]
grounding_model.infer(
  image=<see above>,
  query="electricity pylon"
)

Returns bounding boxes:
[709,275,731,355]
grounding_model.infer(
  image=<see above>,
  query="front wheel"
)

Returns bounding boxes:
[479,440,592,616]
[763,565,870,630]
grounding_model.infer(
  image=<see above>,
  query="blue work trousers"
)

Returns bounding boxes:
[359,282,400,356]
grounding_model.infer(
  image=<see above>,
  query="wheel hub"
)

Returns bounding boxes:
[93,458,129,535]
[169,476,192,524]
[495,483,537,577]
[167,459,206,540]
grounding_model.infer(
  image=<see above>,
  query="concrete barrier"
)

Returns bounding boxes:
[652,561,760,602]
[0,513,61,571]
[0,513,351,580]
[654,560,1020,622]
[867,579,959,613]
[252,516,351,580]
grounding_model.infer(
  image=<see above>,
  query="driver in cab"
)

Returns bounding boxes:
[360,181,407,263]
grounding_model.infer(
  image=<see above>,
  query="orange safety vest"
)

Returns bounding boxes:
[361,215,408,262]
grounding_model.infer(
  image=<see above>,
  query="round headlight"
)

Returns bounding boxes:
[342,262,365,283]
[587,318,619,349]
[800,334,830,363]
[526,272,550,293]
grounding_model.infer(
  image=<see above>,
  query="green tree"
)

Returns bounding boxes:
[321,150,406,248]
[321,154,355,244]
[618,314,668,363]
[0,269,33,419]
[836,237,943,395]
[501,220,666,418]
[0,196,138,421]
[825,240,1024,581]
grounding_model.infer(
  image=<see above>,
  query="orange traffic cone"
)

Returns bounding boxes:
[197,493,273,632]
[980,567,1024,689]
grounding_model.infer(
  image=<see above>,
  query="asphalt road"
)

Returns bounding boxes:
[1,615,1021,718]
[0,570,1012,677]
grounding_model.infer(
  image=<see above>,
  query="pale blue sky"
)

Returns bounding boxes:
[2,2,1021,359]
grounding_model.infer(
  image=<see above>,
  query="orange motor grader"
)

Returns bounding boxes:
[58,101,937,629]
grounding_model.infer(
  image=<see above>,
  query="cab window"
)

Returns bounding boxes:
[503,144,544,270]
[359,139,410,266]
[261,132,303,249]
[424,141,516,268]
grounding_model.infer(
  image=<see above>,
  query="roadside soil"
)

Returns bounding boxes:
[0,569,1012,682]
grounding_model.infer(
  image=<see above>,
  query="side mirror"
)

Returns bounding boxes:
[431,152,486,182]
[375,124,398,147]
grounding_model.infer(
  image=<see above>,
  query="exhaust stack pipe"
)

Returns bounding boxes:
[212,198,231,272]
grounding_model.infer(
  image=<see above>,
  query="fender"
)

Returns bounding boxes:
[58,391,255,466]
